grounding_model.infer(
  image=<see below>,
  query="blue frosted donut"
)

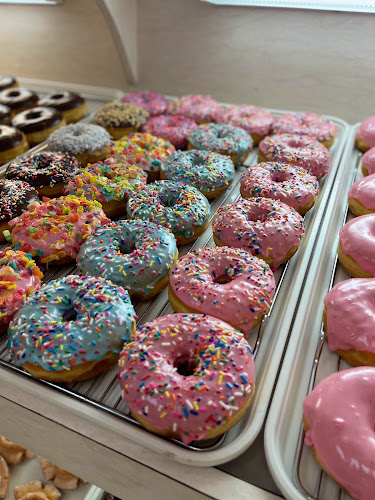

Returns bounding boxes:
[127,180,210,244]
[160,150,235,199]
[7,275,136,382]
[187,123,253,166]
[77,220,178,299]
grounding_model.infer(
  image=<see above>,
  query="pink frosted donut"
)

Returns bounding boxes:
[212,198,305,269]
[167,95,223,124]
[168,246,275,336]
[356,116,375,152]
[221,105,274,145]
[272,112,337,147]
[240,162,319,215]
[348,174,375,216]
[259,133,330,180]
[118,313,255,444]
[121,91,168,116]
[142,114,197,148]
[361,146,375,176]
[303,367,375,500]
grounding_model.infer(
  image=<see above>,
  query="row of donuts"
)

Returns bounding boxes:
[301,115,375,500]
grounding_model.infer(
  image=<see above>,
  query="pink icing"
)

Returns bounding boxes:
[121,91,168,116]
[324,278,375,353]
[362,147,375,175]
[169,246,275,336]
[259,134,330,179]
[358,116,375,149]
[118,313,255,444]
[340,214,375,276]
[272,112,337,143]
[142,115,197,148]
[167,95,223,123]
[348,174,375,210]
[221,105,274,137]
[303,367,375,500]
[240,162,319,211]
[212,198,305,270]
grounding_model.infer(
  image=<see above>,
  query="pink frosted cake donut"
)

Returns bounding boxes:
[272,112,338,148]
[240,162,319,215]
[0,248,43,334]
[142,114,197,148]
[303,366,375,500]
[121,91,168,116]
[118,313,255,444]
[323,278,375,367]
[338,214,375,277]
[221,105,274,145]
[258,133,330,180]
[361,146,375,176]
[212,198,305,269]
[167,95,223,124]
[356,116,375,152]
[348,174,375,216]
[168,246,275,336]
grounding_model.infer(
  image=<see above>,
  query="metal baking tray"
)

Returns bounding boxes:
[265,124,362,499]
[0,107,349,467]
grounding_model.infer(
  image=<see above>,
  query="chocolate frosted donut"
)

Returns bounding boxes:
[0,88,38,116]
[39,91,87,123]
[0,104,11,125]
[0,76,18,91]
[0,125,29,166]
[93,102,149,139]
[12,106,66,147]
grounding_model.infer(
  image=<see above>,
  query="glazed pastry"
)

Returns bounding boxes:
[212,198,305,269]
[127,180,210,244]
[161,150,235,199]
[0,125,29,166]
[356,116,375,152]
[0,88,38,116]
[167,95,223,124]
[12,106,66,147]
[93,102,149,140]
[221,105,274,145]
[10,195,110,265]
[240,162,319,215]
[38,91,87,124]
[361,146,375,176]
[121,91,168,116]
[7,275,136,382]
[188,123,253,166]
[303,366,375,500]
[0,75,18,91]
[0,456,9,499]
[348,174,375,216]
[48,123,112,166]
[118,313,255,444]
[77,220,178,299]
[5,152,79,198]
[0,435,34,465]
[258,133,330,179]
[0,104,11,125]
[169,246,275,336]
[142,114,197,149]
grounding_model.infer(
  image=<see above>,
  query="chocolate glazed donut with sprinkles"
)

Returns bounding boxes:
[118,313,255,444]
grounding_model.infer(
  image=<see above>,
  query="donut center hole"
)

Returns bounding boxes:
[8,91,19,97]
[27,111,42,120]
[287,138,304,148]
[216,130,227,139]
[62,307,77,322]
[118,241,135,254]
[192,156,205,166]
[174,355,198,376]
[213,274,232,284]
[53,94,64,99]
[247,208,270,222]
[271,171,290,182]
[160,194,176,207]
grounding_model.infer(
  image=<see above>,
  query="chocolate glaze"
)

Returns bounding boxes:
[0,179,39,223]
[0,125,24,152]
[0,75,17,91]
[0,104,11,125]
[0,88,38,110]
[12,106,63,134]
[38,91,85,111]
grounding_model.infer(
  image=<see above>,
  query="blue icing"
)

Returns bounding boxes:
[77,220,178,297]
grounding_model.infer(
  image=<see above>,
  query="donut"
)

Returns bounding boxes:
[212,198,305,269]
[338,214,375,278]
[110,132,176,183]
[348,174,375,216]
[127,180,210,244]
[38,91,87,124]
[161,150,235,199]
[9,195,110,265]
[0,125,29,166]
[303,367,375,500]
[0,88,38,117]
[121,91,168,116]
[142,114,197,149]
[188,123,253,166]
[272,112,338,148]
[0,179,39,241]
[221,105,274,145]
[356,116,375,152]
[48,123,112,166]
[11,107,66,147]
[167,95,223,124]
[64,157,147,218]
[361,146,375,176]
[77,220,178,299]
[0,104,11,125]
[93,102,149,140]
[258,134,330,180]
[118,313,255,444]
[5,152,80,198]
[323,278,375,367]
[169,246,275,336]
[240,161,319,215]
[0,76,18,91]
[7,275,137,382]
[0,248,43,334]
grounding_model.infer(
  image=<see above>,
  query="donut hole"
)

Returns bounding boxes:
[271,170,291,182]
[160,193,176,207]
[118,241,135,255]
[192,155,205,166]
[174,355,198,376]
[61,307,77,322]
[246,207,270,222]
[27,111,42,120]
[53,94,65,100]
[8,91,20,97]
[213,274,232,284]
[287,138,305,148]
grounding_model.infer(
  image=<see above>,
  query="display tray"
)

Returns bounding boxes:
[0,104,349,467]
[265,125,363,499]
